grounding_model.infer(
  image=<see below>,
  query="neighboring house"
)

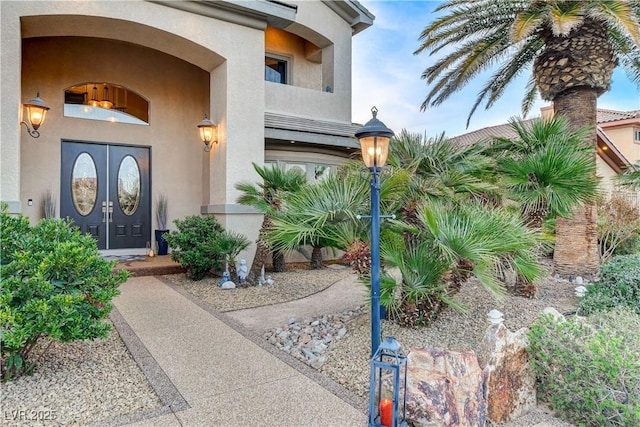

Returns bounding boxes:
[450,106,640,207]
[1,1,373,262]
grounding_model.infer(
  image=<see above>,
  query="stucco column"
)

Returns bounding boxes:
[1,3,23,213]
[202,39,265,265]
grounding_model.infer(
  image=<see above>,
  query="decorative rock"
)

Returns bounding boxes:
[405,348,486,427]
[575,276,584,285]
[220,281,236,289]
[541,307,566,323]
[574,285,587,297]
[264,305,366,370]
[477,323,536,424]
[487,309,504,325]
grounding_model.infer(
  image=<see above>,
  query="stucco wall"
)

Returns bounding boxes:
[602,126,640,164]
[265,1,354,122]
[597,155,618,195]
[266,27,322,90]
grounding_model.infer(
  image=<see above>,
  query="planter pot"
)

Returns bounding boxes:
[155,229,169,255]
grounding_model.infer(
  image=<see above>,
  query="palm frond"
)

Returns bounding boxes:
[548,2,584,36]
[586,0,640,45]
[416,0,640,124]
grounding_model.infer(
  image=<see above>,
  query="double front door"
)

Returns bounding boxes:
[61,141,150,250]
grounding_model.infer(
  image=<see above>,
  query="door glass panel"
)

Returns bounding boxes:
[117,155,141,215]
[71,152,98,216]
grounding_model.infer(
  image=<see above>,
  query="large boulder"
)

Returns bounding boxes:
[406,348,486,426]
[477,323,536,424]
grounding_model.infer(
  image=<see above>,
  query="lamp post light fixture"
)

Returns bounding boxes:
[355,106,394,356]
[197,114,218,151]
[21,92,50,138]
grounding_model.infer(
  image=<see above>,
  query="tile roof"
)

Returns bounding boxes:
[450,109,640,146]
[596,109,640,123]
[448,119,534,147]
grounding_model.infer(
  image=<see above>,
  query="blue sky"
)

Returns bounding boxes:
[351,1,640,137]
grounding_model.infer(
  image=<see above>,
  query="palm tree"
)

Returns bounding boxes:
[617,163,640,189]
[387,130,499,252]
[235,163,306,283]
[487,116,600,295]
[415,0,640,276]
[490,117,600,230]
[267,164,409,267]
[212,230,251,283]
[380,200,544,327]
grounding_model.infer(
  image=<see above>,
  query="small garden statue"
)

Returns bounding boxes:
[238,259,248,284]
[218,270,231,287]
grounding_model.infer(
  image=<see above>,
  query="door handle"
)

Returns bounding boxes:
[108,201,113,223]
[102,201,107,223]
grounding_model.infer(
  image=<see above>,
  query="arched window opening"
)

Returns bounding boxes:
[64,83,149,125]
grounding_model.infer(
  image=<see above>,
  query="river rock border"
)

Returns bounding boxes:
[264,305,367,369]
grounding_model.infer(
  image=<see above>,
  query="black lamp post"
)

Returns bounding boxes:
[355,106,394,356]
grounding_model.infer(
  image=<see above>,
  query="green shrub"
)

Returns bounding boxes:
[578,255,640,316]
[614,234,640,256]
[1,212,128,380]
[528,308,640,426]
[163,215,225,280]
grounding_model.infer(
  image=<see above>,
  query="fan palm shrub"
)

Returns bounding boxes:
[267,164,409,267]
[235,163,306,282]
[379,200,544,326]
[490,117,600,229]
[388,130,499,231]
[212,230,251,284]
[617,163,640,190]
[486,117,600,295]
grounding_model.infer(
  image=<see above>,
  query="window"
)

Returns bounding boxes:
[63,82,149,125]
[285,163,306,175]
[265,56,288,84]
[634,129,640,144]
[314,165,333,181]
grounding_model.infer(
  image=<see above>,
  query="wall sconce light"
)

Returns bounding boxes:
[197,114,217,151]
[21,92,51,138]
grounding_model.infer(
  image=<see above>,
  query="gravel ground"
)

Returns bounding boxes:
[1,326,161,427]
[165,266,350,311]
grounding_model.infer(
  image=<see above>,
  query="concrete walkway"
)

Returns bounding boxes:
[109,275,367,427]
[226,272,367,332]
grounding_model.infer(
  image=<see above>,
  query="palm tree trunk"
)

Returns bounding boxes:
[552,88,600,278]
[511,207,547,298]
[272,250,286,272]
[247,216,271,285]
[310,246,323,269]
